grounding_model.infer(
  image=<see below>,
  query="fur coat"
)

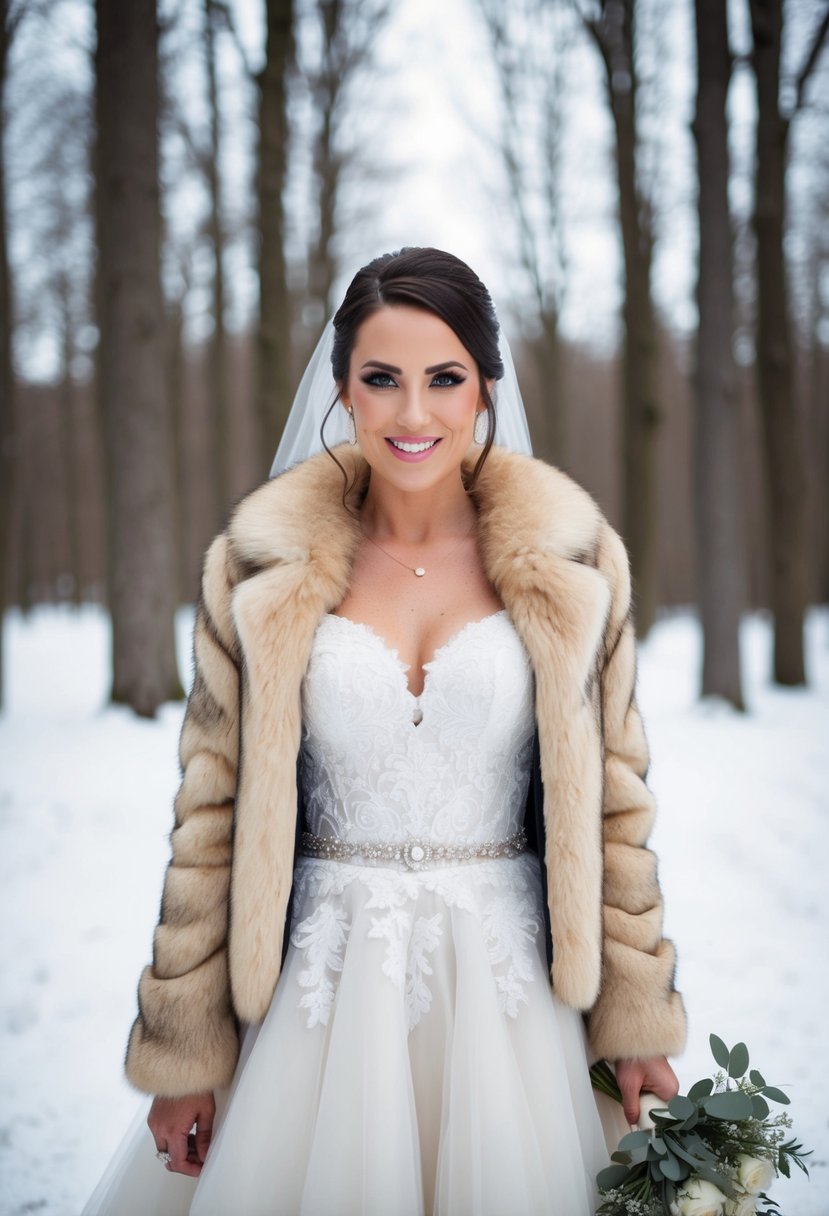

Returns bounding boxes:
[125,445,687,1097]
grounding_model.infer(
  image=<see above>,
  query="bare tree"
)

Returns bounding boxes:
[0,0,26,708]
[579,0,662,636]
[300,0,390,345]
[479,0,570,467]
[691,0,746,708]
[95,0,182,715]
[748,0,829,685]
[202,0,231,528]
[256,0,295,473]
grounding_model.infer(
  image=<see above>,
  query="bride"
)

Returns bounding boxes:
[83,247,686,1216]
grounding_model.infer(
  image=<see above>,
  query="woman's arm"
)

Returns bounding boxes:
[124,532,242,1097]
[585,524,687,1066]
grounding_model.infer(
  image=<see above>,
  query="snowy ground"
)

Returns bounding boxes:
[1,604,827,1216]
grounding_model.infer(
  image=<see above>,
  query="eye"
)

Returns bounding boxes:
[361,371,398,388]
[430,371,466,387]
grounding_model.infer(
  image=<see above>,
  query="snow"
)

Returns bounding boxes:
[1,604,827,1216]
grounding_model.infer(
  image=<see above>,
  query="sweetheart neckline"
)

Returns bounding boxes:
[321,609,509,703]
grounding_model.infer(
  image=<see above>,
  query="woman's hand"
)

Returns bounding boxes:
[614,1056,679,1126]
[148,1092,215,1177]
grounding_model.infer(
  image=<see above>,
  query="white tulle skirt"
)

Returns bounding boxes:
[82,855,629,1216]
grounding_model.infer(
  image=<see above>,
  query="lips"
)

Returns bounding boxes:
[387,437,439,453]
[385,437,442,462]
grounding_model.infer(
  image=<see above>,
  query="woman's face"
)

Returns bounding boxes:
[339,304,490,493]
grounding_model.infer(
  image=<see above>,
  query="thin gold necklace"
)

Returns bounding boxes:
[361,520,477,578]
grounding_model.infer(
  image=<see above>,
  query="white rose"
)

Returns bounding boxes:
[734,1154,775,1195]
[674,1177,728,1216]
[636,1091,670,1130]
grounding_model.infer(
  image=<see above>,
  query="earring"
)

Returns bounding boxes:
[473,409,488,446]
[346,407,357,446]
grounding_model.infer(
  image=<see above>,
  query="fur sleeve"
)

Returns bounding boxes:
[585,524,688,1062]
[124,533,241,1096]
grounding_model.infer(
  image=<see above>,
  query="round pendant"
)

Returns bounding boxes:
[414,567,426,577]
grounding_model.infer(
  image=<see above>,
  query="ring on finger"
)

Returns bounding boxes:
[155,1149,172,1166]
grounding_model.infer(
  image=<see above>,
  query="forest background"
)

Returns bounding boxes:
[1,1,829,1212]
[1,0,827,717]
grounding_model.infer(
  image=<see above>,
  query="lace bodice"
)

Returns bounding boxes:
[298,610,536,846]
[290,610,543,1033]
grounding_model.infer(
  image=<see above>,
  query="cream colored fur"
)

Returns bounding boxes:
[124,445,687,1097]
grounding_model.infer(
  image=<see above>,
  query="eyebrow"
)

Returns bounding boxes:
[360,359,469,374]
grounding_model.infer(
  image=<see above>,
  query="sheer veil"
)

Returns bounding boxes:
[269,311,533,478]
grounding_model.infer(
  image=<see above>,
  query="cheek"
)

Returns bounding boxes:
[349,385,387,428]
[444,384,481,429]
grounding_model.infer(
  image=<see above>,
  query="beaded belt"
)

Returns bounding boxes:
[300,828,528,872]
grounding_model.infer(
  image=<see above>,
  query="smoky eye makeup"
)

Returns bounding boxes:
[360,370,398,387]
[359,366,468,388]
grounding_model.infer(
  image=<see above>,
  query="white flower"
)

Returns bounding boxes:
[637,1091,670,1130]
[734,1154,775,1196]
[673,1177,728,1216]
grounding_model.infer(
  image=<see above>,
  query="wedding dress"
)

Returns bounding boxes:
[82,609,629,1216]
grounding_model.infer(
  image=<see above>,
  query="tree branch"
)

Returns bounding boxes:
[793,3,829,115]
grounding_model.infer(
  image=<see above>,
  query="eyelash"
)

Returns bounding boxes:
[360,371,466,389]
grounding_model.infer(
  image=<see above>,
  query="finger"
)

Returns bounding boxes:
[167,1129,202,1178]
[620,1079,643,1125]
[194,1119,213,1164]
[648,1061,680,1101]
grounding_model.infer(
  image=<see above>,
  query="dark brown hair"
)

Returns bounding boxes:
[321,247,504,494]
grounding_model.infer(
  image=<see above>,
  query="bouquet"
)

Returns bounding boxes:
[590,1035,811,1215]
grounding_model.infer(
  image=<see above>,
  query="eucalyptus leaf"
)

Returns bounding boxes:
[658,1153,687,1181]
[611,1150,631,1165]
[662,1134,709,1169]
[618,1130,652,1152]
[687,1078,714,1102]
[762,1086,791,1105]
[678,1109,700,1132]
[651,1136,668,1156]
[709,1033,730,1068]
[751,1094,770,1120]
[728,1041,750,1078]
[703,1090,753,1120]
[750,1069,766,1087]
[682,1134,718,1163]
[668,1095,696,1120]
[597,1164,630,1190]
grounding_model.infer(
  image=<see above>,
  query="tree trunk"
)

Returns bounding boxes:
[748,0,808,685]
[305,0,344,343]
[0,0,16,707]
[256,0,294,476]
[94,0,182,715]
[691,0,746,708]
[57,273,84,606]
[587,0,662,636]
[530,313,565,467]
[204,0,230,527]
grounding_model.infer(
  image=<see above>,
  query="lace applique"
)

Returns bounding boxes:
[291,902,350,1028]
[290,856,543,1031]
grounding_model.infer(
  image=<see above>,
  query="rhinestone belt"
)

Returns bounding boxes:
[300,828,528,871]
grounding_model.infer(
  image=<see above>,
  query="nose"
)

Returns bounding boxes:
[395,384,430,431]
